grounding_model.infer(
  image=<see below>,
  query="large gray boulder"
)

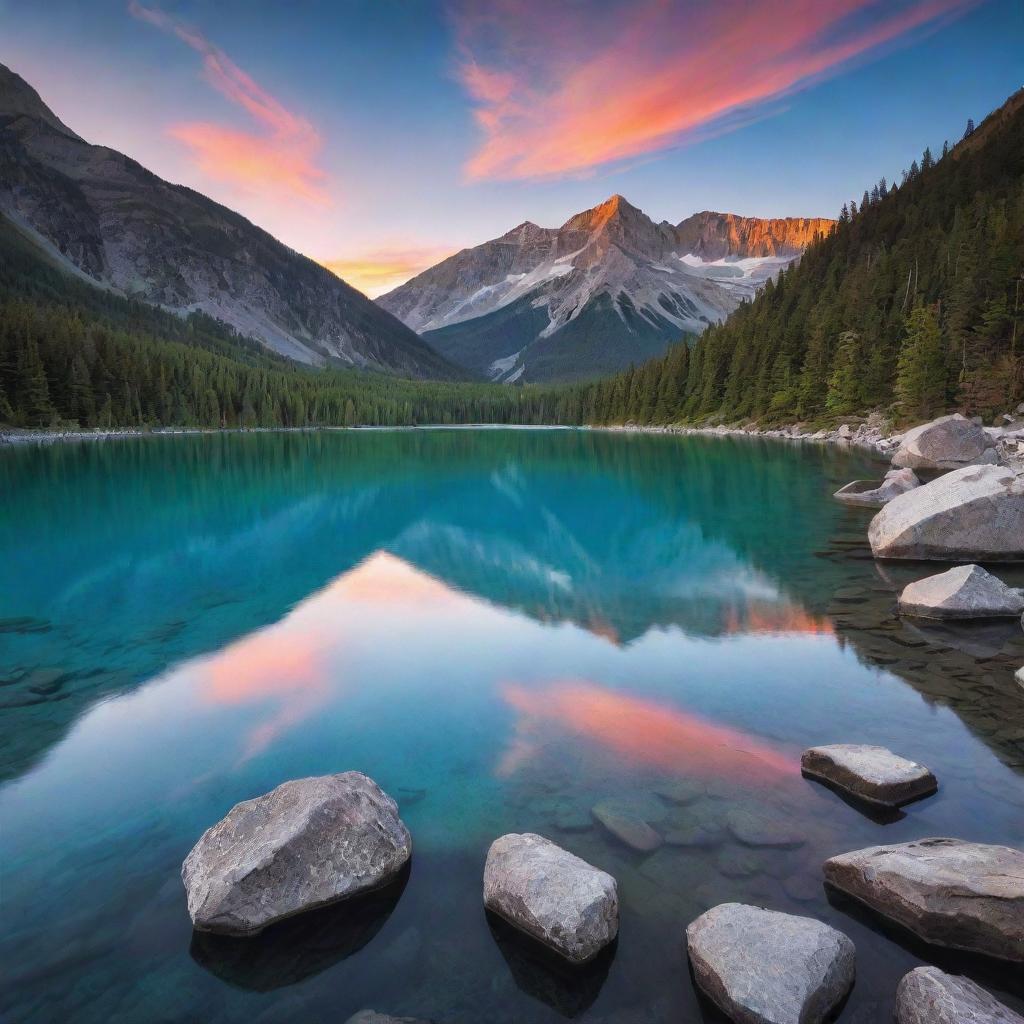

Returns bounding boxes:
[868,465,1024,561]
[891,414,997,472]
[182,772,412,935]
[896,967,1024,1024]
[834,468,920,507]
[483,833,618,964]
[801,744,936,807]
[823,838,1024,962]
[898,564,1024,620]
[685,903,855,1024]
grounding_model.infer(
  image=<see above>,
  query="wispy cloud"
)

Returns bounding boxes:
[320,245,456,297]
[451,0,980,182]
[129,1,329,205]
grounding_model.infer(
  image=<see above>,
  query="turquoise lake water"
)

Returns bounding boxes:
[1,428,1022,1023]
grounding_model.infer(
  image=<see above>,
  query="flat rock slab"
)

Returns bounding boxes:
[182,772,412,936]
[592,800,662,852]
[899,564,1024,620]
[892,414,996,472]
[868,465,1024,561]
[686,903,855,1024]
[483,833,618,964]
[726,806,804,848]
[896,967,1024,1024]
[824,838,1024,962]
[801,744,936,807]
[1016,665,1024,689]
[835,468,920,507]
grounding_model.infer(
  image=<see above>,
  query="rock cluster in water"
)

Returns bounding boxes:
[898,564,1024,620]
[833,467,919,506]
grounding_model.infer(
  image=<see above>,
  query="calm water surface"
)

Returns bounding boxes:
[1,429,1023,1023]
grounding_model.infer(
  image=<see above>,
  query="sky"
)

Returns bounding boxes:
[4,0,1022,296]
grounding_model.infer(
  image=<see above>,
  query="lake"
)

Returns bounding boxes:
[1,428,1022,1023]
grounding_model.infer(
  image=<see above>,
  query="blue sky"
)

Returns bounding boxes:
[4,0,1021,294]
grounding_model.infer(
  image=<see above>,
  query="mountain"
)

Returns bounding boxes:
[575,88,1024,427]
[0,64,453,378]
[378,194,832,383]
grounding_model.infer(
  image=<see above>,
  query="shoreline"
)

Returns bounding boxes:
[0,419,891,453]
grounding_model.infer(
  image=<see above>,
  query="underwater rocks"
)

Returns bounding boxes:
[891,414,998,473]
[895,967,1024,1024]
[345,1014,436,1024]
[801,744,936,807]
[483,832,619,964]
[823,838,1024,962]
[834,468,920,507]
[868,465,1024,561]
[686,903,855,1024]
[591,799,663,852]
[182,772,412,936]
[898,565,1024,620]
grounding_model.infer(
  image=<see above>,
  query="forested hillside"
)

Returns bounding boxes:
[578,89,1024,428]
[0,216,576,429]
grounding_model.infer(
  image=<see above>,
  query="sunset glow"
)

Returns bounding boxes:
[320,245,458,298]
[499,679,798,779]
[453,0,981,181]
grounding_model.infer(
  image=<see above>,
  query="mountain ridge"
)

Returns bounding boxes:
[0,63,456,379]
[379,194,832,383]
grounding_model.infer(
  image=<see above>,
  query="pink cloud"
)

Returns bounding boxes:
[129,1,329,205]
[451,0,980,181]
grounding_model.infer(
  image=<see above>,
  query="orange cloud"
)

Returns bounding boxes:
[129,1,329,205]
[451,0,980,181]
[320,245,457,298]
[499,679,798,780]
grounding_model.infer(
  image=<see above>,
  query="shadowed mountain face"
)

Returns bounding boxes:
[378,195,832,383]
[0,64,454,377]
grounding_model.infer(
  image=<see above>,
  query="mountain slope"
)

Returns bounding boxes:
[574,89,1024,426]
[0,63,455,378]
[379,195,831,383]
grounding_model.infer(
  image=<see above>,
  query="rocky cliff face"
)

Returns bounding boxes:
[379,195,833,383]
[0,64,454,377]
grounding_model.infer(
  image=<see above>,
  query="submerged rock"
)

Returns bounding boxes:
[834,468,920,507]
[686,903,855,1024]
[182,772,412,936]
[895,966,1024,1024]
[483,832,618,964]
[801,744,936,807]
[898,565,1024,620]
[824,838,1024,961]
[891,414,997,473]
[592,800,662,852]
[345,1014,436,1024]
[868,465,1024,561]
[726,806,804,848]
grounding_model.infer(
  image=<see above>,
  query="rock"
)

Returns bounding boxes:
[895,966,1024,1024]
[891,414,997,473]
[483,832,618,964]
[801,744,936,807]
[868,465,1024,561]
[653,778,706,805]
[182,772,412,936]
[686,903,855,1024]
[664,824,722,848]
[345,1014,435,1024]
[834,468,920,507]
[726,806,804,848]
[592,800,662,852]
[823,838,1024,962]
[1016,666,1024,689]
[899,565,1024,620]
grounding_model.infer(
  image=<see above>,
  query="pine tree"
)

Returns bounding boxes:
[895,306,946,419]
[825,331,862,414]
